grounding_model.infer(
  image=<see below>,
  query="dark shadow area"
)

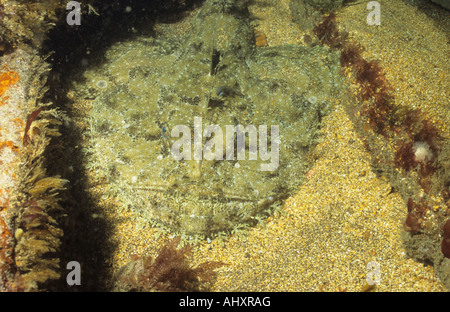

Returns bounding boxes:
[40,0,204,291]
[401,0,450,42]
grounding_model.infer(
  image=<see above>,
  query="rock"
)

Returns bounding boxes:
[430,0,450,10]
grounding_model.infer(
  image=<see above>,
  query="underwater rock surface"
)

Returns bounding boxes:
[73,0,347,239]
[430,0,450,10]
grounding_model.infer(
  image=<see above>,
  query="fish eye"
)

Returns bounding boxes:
[216,86,226,97]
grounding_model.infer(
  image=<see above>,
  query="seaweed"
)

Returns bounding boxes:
[119,237,224,292]
[354,60,385,101]
[403,198,429,234]
[402,109,423,133]
[313,12,398,135]
[340,42,364,68]
[314,13,396,135]
[394,140,416,172]
[361,103,386,135]
[402,109,441,151]
[23,108,43,146]
[394,109,441,187]
[313,10,449,284]
[315,12,443,185]
[313,13,347,49]
[414,118,442,154]
[417,163,436,193]
[404,210,420,234]
[441,219,450,258]
[352,58,398,135]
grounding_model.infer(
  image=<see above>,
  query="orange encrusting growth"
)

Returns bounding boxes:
[0,140,20,154]
[0,65,23,291]
[0,70,19,106]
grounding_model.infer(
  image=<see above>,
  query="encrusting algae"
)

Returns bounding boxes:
[0,0,69,289]
[0,70,19,106]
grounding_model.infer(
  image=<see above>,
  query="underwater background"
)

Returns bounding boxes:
[0,0,449,291]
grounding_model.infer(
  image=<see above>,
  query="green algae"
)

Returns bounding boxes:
[72,0,348,240]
